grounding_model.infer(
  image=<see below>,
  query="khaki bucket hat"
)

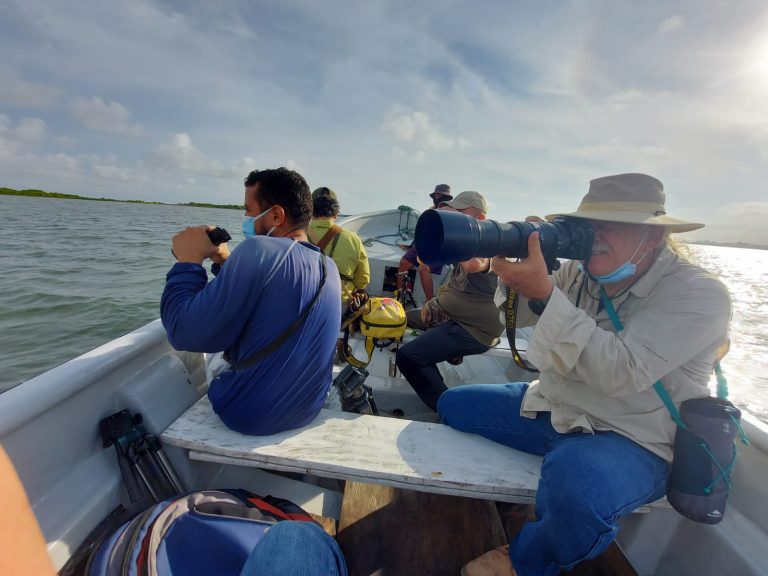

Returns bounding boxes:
[546,173,704,233]
[443,190,488,214]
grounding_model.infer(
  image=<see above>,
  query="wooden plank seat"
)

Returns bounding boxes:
[163,397,543,503]
[161,397,667,510]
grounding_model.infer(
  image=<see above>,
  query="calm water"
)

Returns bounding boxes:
[2,195,767,423]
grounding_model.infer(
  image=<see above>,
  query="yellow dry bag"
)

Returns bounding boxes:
[340,297,406,368]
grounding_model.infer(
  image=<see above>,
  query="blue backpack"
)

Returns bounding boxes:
[85,489,317,576]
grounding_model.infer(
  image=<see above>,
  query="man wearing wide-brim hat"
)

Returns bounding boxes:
[438,173,732,575]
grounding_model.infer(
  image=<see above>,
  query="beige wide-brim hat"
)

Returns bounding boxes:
[546,173,704,233]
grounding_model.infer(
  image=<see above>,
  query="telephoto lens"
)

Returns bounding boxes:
[414,210,593,271]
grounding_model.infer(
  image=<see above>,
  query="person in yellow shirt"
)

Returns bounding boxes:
[308,187,370,306]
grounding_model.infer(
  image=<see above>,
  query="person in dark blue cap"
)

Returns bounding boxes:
[397,184,453,301]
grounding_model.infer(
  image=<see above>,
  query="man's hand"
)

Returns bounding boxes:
[491,232,553,300]
[210,235,231,265]
[171,226,218,264]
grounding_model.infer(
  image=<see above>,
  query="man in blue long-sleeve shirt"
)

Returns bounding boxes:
[161,168,342,435]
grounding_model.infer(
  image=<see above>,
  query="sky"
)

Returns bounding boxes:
[1,0,767,244]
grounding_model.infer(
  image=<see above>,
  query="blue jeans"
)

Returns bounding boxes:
[396,320,489,411]
[438,383,668,576]
[239,521,348,576]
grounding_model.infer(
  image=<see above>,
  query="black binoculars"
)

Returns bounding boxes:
[207,227,231,245]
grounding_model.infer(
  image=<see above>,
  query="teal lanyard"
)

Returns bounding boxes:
[600,287,748,486]
[599,287,688,430]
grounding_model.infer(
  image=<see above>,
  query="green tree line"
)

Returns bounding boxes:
[0,187,241,210]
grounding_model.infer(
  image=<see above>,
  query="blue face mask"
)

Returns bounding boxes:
[579,229,650,284]
[242,207,273,239]
[580,260,637,284]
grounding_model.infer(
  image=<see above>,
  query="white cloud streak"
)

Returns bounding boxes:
[70,97,143,137]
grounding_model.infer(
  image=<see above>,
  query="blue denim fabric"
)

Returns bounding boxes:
[239,521,348,576]
[438,383,668,576]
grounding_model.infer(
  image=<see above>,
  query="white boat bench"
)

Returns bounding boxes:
[161,397,666,511]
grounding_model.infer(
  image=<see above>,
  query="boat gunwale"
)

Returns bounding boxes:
[0,319,168,436]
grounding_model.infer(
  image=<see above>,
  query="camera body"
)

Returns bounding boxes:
[333,364,378,415]
[415,210,593,272]
[207,226,231,245]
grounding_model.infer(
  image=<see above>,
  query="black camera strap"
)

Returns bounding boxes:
[505,287,540,373]
[227,251,327,371]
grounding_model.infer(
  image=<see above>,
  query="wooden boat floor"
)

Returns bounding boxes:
[336,483,637,576]
[337,480,507,575]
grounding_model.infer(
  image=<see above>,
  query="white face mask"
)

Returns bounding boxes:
[242,207,276,238]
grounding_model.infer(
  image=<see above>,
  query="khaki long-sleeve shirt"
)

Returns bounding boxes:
[500,245,731,461]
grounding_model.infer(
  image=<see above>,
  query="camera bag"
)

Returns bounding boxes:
[85,489,317,576]
[666,395,746,523]
[339,297,406,368]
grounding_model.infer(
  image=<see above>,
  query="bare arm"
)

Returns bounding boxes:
[460,257,491,274]
[0,447,56,576]
[417,263,435,300]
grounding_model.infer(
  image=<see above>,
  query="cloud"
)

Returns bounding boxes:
[152,133,244,179]
[91,163,144,182]
[13,118,46,142]
[686,201,768,244]
[721,201,768,221]
[382,107,471,159]
[0,115,46,157]
[570,139,672,162]
[153,133,202,169]
[285,159,305,174]
[0,70,62,108]
[70,97,143,137]
[659,15,686,34]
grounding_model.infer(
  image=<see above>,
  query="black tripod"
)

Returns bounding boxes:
[100,410,185,503]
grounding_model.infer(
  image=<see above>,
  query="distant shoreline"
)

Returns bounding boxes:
[0,186,241,211]
[3,186,766,250]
